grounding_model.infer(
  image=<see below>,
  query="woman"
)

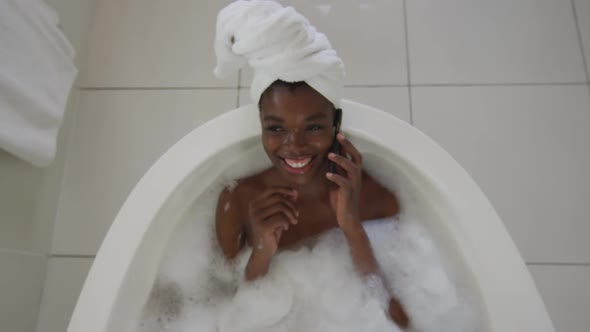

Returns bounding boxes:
[213,1,409,328]
[215,80,409,328]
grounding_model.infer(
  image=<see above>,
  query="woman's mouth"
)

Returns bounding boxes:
[280,156,314,174]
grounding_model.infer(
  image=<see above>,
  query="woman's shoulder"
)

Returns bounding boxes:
[218,168,272,208]
[215,173,270,258]
[360,170,399,219]
[360,170,385,195]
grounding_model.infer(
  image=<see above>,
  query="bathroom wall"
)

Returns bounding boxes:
[32,1,590,332]
[0,1,95,331]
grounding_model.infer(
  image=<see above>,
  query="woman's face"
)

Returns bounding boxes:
[259,84,336,185]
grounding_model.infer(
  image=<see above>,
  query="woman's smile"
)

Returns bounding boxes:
[280,155,315,174]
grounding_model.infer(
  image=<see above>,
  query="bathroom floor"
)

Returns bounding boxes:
[35,0,590,331]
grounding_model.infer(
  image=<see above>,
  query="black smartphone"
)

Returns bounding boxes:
[328,108,342,174]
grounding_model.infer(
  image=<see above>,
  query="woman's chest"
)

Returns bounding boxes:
[278,200,337,249]
[276,199,378,248]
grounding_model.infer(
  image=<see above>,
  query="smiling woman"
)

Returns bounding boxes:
[215,77,409,327]
[208,0,414,327]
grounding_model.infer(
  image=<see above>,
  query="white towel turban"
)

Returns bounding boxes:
[213,0,345,108]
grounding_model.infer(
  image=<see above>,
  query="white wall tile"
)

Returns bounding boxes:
[237,88,250,108]
[529,264,590,332]
[575,0,590,80]
[240,0,407,87]
[36,257,93,332]
[343,87,410,123]
[413,86,590,263]
[407,0,586,84]
[0,90,80,254]
[52,89,237,255]
[82,0,237,88]
[28,90,80,255]
[0,251,45,332]
[44,0,96,73]
[0,152,43,251]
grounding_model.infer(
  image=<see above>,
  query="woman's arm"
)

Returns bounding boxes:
[215,188,245,260]
[340,222,379,276]
[216,187,273,281]
[216,185,298,281]
[341,222,410,328]
[244,246,274,280]
[326,133,410,329]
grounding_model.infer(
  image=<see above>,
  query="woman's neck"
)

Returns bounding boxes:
[295,162,333,200]
[294,179,331,201]
[267,162,332,201]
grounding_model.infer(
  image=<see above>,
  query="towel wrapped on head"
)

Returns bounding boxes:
[214,0,345,108]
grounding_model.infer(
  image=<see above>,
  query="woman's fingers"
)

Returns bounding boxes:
[262,194,298,215]
[258,201,298,225]
[328,152,359,176]
[273,226,284,240]
[249,187,299,226]
[266,214,291,232]
[337,133,362,166]
[325,172,351,190]
[247,187,299,252]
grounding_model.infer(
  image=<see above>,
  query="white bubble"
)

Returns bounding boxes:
[225,180,239,193]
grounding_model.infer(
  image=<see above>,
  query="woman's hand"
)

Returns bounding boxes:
[247,186,298,257]
[326,133,363,231]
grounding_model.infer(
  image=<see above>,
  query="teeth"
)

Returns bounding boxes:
[284,157,312,168]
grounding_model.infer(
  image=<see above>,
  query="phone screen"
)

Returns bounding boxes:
[328,108,342,174]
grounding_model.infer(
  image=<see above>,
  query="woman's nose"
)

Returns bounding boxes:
[284,131,306,147]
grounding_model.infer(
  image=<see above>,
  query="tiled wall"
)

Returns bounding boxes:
[35,1,590,331]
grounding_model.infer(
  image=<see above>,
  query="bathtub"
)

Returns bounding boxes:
[67,100,554,332]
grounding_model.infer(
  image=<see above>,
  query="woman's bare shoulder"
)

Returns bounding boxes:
[215,170,273,258]
[218,168,273,208]
[361,170,399,219]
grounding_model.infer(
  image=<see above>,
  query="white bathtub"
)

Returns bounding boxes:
[68,100,554,332]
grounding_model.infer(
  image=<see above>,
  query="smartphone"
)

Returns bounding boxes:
[328,108,343,174]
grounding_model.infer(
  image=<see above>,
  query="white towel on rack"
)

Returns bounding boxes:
[0,0,78,167]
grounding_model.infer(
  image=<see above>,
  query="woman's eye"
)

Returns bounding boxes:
[266,126,284,132]
[307,125,323,131]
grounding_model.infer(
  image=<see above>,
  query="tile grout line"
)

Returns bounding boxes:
[79,86,238,91]
[51,254,96,259]
[344,84,409,88]
[571,0,590,83]
[48,87,82,263]
[0,248,45,257]
[236,70,242,107]
[527,262,590,267]
[77,82,588,91]
[403,0,414,125]
[411,82,588,87]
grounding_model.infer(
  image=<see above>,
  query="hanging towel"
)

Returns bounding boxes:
[0,0,78,167]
